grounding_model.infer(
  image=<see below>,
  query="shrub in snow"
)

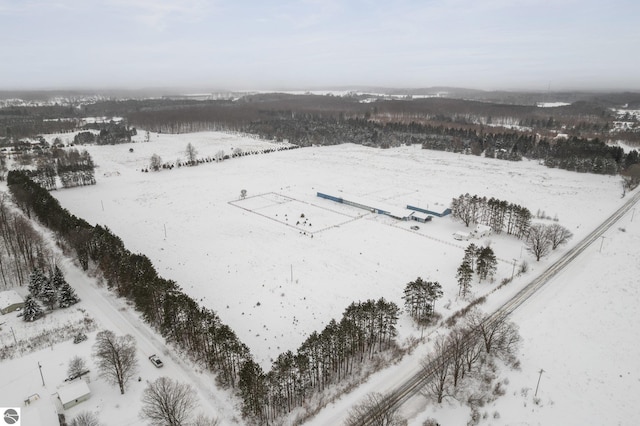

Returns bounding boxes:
[69,411,101,426]
[467,408,481,426]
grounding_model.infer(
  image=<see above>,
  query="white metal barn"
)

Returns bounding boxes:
[57,380,91,410]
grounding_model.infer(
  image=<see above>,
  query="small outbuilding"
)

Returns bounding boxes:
[57,380,91,410]
[0,290,24,315]
[472,224,492,238]
[453,231,471,241]
[409,211,433,223]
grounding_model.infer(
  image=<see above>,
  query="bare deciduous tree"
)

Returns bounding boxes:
[462,329,483,375]
[67,355,87,378]
[185,143,198,165]
[192,413,221,426]
[93,330,138,394]
[451,193,479,227]
[140,377,197,426]
[345,392,406,426]
[466,311,520,362]
[525,223,552,261]
[447,328,468,388]
[420,335,450,404]
[69,411,101,426]
[546,223,573,249]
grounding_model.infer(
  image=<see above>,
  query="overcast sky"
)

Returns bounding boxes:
[1,0,639,91]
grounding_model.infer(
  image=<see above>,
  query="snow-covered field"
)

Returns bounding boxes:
[309,204,640,425]
[50,132,626,370]
[2,130,638,425]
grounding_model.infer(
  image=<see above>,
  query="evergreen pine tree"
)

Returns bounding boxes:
[28,268,47,298]
[22,295,44,322]
[58,282,80,308]
[39,278,58,310]
[476,246,498,281]
[51,265,67,290]
[463,243,478,272]
[456,260,473,297]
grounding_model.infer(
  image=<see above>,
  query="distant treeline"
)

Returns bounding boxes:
[0,105,79,140]
[7,170,404,425]
[123,97,640,175]
[3,95,640,177]
[74,121,137,145]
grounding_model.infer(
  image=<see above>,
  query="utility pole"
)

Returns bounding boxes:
[632,208,636,222]
[599,236,605,253]
[10,326,17,345]
[38,362,45,387]
[290,264,293,283]
[511,258,517,280]
[535,368,545,397]
[164,224,167,239]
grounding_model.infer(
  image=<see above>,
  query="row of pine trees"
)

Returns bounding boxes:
[450,193,532,238]
[241,298,399,422]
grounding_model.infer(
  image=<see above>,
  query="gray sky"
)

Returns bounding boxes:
[1,0,639,91]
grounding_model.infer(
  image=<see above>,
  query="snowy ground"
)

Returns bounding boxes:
[0,210,242,425]
[2,130,637,425]
[0,294,239,425]
[404,205,640,425]
[50,131,626,370]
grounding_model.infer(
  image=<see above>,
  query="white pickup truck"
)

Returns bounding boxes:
[149,354,164,368]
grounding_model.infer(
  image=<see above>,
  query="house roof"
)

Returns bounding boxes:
[0,290,24,308]
[57,380,90,404]
[409,211,431,220]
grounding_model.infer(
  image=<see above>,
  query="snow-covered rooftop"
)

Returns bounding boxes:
[0,290,23,309]
[57,380,90,405]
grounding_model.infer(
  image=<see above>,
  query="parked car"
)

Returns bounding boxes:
[410,225,420,230]
[65,369,90,382]
[149,354,164,368]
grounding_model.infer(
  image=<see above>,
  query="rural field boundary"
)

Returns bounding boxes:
[229,191,365,235]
